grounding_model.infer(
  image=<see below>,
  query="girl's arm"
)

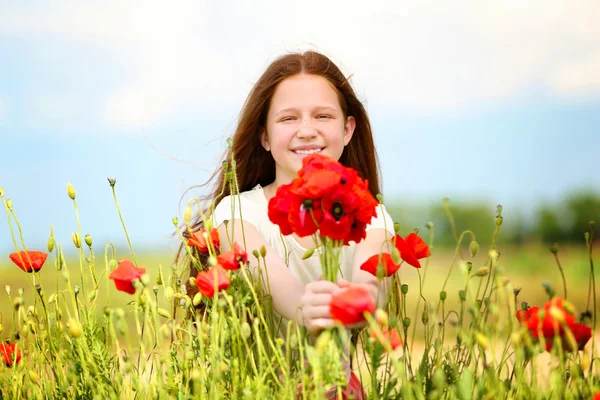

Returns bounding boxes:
[218,219,338,334]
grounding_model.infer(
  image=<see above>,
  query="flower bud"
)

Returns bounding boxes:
[84,234,93,247]
[72,232,81,248]
[68,318,82,337]
[391,247,401,265]
[549,243,558,254]
[469,241,479,257]
[439,291,447,301]
[403,317,411,328]
[426,221,434,230]
[475,267,489,277]
[47,236,55,253]
[188,277,196,288]
[240,322,252,339]
[401,284,409,295]
[107,178,116,187]
[88,291,96,303]
[160,324,170,339]
[301,248,315,260]
[165,287,174,302]
[193,292,202,307]
[375,309,389,326]
[475,332,490,351]
[259,245,267,258]
[495,216,503,226]
[4,285,10,295]
[157,308,171,319]
[421,308,429,325]
[6,199,13,211]
[66,183,76,200]
[0,187,3,197]
[73,286,80,295]
[183,206,193,227]
[252,250,260,259]
[172,217,179,226]
[458,290,466,301]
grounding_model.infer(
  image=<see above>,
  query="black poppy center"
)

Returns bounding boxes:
[302,199,314,209]
[331,201,344,221]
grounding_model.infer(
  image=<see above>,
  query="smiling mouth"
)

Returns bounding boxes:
[292,148,324,155]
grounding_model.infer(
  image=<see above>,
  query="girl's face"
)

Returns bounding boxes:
[261,74,356,185]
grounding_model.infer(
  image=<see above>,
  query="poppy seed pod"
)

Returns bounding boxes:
[84,234,92,247]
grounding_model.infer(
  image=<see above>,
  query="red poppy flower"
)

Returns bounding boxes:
[593,392,600,400]
[288,197,323,237]
[268,183,297,235]
[109,259,147,295]
[370,327,403,350]
[195,266,230,298]
[516,306,540,324]
[330,285,376,326]
[394,233,431,268]
[298,154,358,188]
[217,242,248,271]
[9,250,47,273]
[360,253,400,277]
[567,323,592,351]
[188,228,220,253]
[516,299,591,352]
[0,343,22,367]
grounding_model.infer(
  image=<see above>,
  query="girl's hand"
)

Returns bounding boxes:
[300,279,341,336]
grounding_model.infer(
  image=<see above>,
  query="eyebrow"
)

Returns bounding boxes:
[273,106,338,117]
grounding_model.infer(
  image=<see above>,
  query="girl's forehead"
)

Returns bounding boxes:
[269,74,341,113]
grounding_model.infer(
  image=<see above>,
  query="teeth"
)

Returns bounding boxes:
[294,148,322,155]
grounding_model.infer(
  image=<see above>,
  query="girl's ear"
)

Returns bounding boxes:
[343,116,356,146]
[260,129,271,151]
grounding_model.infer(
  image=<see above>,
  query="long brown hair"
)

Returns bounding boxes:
[178,50,383,294]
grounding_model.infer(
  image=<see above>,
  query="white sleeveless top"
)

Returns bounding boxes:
[211,184,395,284]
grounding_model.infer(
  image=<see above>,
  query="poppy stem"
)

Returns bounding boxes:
[109,184,138,267]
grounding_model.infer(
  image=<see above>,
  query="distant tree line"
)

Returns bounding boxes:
[386,191,599,247]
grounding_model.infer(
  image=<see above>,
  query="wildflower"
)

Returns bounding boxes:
[216,242,248,271]
[393,232,430,268]
[370,327,402,350]
[516,298,591,352]
[0,343,22,366]
[195,266,230,298]
[188,228,220,253]
[9,250,48,273]
[360,253,400,277]
[330,285,376,326]
[268,154,378,245]
[109,259,147,295]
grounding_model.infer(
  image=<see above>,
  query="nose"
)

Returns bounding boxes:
[296,119,318,139]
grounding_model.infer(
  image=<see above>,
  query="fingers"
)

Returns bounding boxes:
[337,278,351,288]
[306,317,335,334]
[302,305,331,320]
[306,280,339,294]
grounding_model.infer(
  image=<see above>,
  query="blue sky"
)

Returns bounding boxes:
[1,1,599,255]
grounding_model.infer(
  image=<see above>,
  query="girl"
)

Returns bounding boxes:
[181,50,395,398]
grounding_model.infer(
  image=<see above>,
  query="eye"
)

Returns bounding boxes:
[317,115,331,119]
[280,116,295,122]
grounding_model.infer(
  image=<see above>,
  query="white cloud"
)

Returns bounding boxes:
[1,0,599,127]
